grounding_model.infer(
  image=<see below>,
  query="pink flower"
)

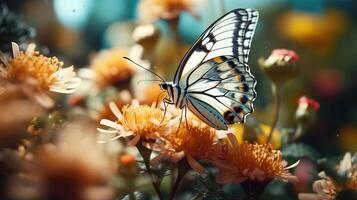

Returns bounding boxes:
[298,96,320,111]
[272,49,300,62]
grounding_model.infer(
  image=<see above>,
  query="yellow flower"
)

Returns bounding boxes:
[213,134,298,184]
[277,10,347,53]
[97,100,175,145]
[151,119,220,173]
[257,124,282,149]
[138,0,203,23]
[229,123,281,149]
[0,42,81,107]
[90,49,136,88]
[134,83,164,105]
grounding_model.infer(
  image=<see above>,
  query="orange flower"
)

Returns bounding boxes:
[213,134,298,184]
[10,123,114,200]
[150,119,224,173]
[138,0,203,23]
[0,42,80,107]
[97,100,176,145]
[90,49,136,88]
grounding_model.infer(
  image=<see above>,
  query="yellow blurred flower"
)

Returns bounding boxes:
[339,125,357,152]
[278,9,348,53]
[97,100,176,145]
[0,42,80,107]
[229,123,281,149]
[134,83,164,105]
[90,49,136,88]
[138,0,203,23]
[257,124,282,149]
[212,134,298,184]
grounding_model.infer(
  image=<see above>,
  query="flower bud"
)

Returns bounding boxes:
[132,24,160,49]
[295,96,320,126]
[259,49,299,84]
[118,154,138,179]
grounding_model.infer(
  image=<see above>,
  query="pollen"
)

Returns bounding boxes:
[228,142,285,179]
[164,122,216,160]
[213,137,297,184]
[119,104,166,137]
[7,50,62,90]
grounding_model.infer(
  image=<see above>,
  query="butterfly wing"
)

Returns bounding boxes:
[175,8,259,130]
[185,56,256,130]
[173,8,259,84]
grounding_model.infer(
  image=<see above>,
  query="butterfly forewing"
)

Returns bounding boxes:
[173,8,259,84]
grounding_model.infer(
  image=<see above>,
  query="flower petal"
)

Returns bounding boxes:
[11,42,20,57]
[34,93,54,108]
[109,102,123,120]
[186,154,206,174]
[285,160,300,170]
[128,134,141,146]
[26,43,36,54]
[100,119,123,130]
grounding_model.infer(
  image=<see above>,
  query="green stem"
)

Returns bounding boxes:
[267,83,281,143]
[136,142,163,200]
[169,158,190,200]
[290,124,304,142]
[129,192,136,200]
[241,180,271,200]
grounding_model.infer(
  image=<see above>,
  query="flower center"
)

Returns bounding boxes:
[8,51,62,90]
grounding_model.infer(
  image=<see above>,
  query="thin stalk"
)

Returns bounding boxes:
[136,142,163,200]
[290,123,304,142]
[267,83,281,143]
[169,158,190,200]
[241,180,271,200]
[168,18,180,44]
[220,0,226,14]
[128,192,136,200]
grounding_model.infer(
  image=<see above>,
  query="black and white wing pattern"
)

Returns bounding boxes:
[173,8,258,83]
[176,8,259,130]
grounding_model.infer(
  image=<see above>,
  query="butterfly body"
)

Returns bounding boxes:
[159,8,259,130]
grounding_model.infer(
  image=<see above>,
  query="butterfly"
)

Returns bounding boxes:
[127,8,258,130]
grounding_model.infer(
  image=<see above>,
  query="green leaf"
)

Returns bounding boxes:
[282,143,320,162]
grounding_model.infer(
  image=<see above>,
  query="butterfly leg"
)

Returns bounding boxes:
[174,109,185,134]
[161,98,173,124]
[184,105,189,128]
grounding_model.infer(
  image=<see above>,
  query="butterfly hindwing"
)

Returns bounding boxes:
[173,8,259,84]
[184,56,256,128]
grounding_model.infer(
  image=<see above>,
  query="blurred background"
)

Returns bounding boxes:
[0,0,357,199]
[3,0,355,155]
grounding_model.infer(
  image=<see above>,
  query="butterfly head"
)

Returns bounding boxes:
[159,82,175,102]
[159,82,168,90]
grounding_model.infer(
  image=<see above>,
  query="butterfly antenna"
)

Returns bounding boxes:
[137,80,163,85]
[123,57,165,82]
